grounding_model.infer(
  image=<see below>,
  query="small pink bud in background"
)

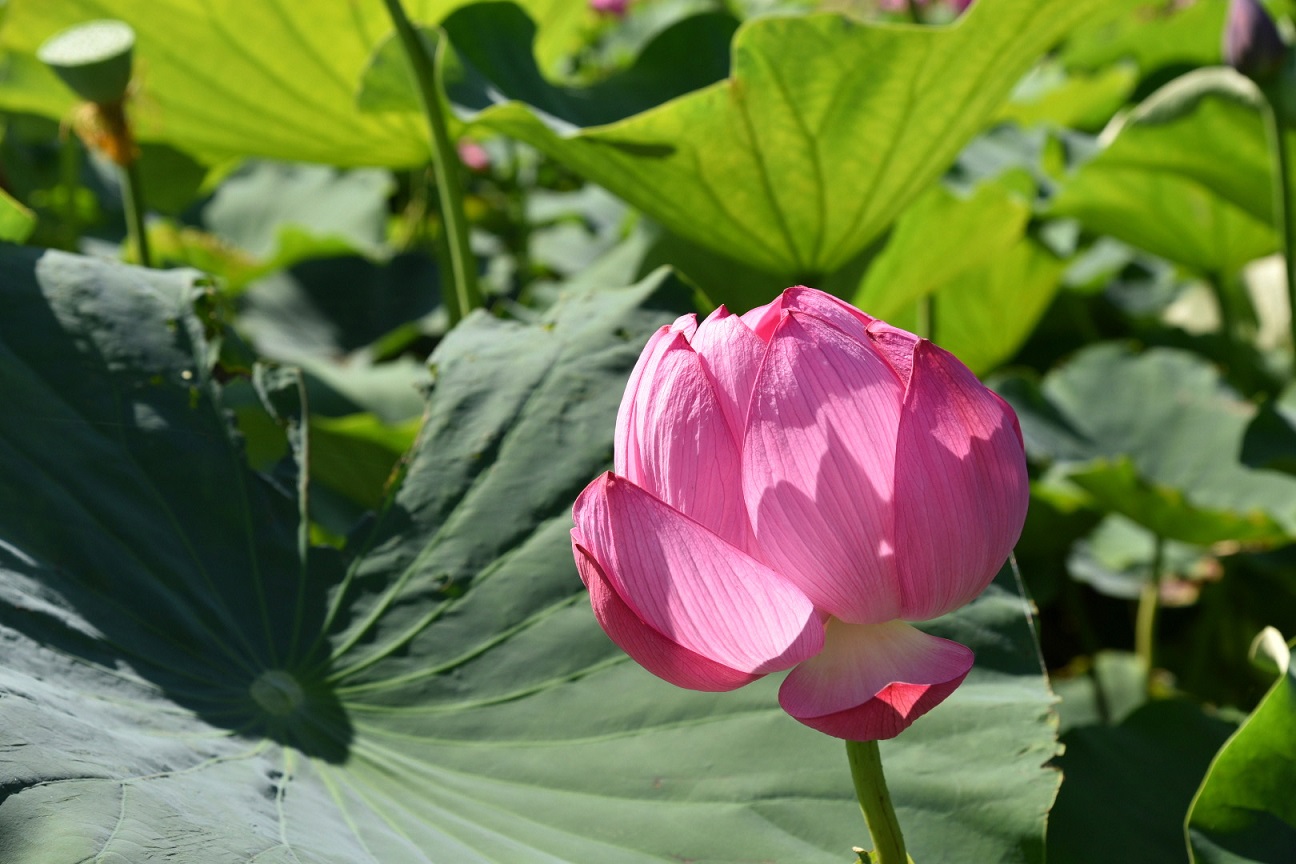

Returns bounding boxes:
[457,139,490,173]
[878,0,974,15]
[571,287,1029,741]
[590,0,630,17]
[1224,0,1288,84]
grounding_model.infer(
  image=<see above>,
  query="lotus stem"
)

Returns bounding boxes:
[1135,534,1166,694]
[904,0,924,24]
[917,293,936,342]
[846,739,909,864]
[1261,92,1296,369]
[121,146,151,268]
[94,99,150,268]
[1206,271,1242,377]
[381,0,481,325]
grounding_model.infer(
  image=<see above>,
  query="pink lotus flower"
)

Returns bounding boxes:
[571,287,1028,740]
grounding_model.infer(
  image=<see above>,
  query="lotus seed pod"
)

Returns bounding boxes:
[38,20,136,105]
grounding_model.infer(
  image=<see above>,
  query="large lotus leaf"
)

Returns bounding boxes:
[0,249,1060,862]
[1187,631,1296,863]
[1050,67,1286,275]
[996,344,1296,545]
[438,0,1126,291]
[0,0,586,166]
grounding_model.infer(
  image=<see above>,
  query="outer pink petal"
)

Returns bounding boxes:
[614,314,696,480]
[574,541,758,691]
[865,319,920,390]
[891,341,1030,621]
[572,473,823,676]
[743,311,905,624]
[611,331,753,551]
[779,619,973,741]
[688,306,766,442]
[741,286,877,344]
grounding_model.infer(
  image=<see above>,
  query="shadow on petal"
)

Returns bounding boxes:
[575,541,760,691]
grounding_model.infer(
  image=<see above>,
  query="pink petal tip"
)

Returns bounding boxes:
[778,619,973,740]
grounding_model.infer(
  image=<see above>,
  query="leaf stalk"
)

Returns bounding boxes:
[381,0,481,325]
[1135,534,1166,695]
[1261,88,1296,370]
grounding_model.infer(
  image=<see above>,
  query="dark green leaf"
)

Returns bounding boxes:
[1187,631,1296,864]
[999,344,1296,544]
[1068,515,1212,601]
[1050,699,1238,864]
[1051,651,1149,733]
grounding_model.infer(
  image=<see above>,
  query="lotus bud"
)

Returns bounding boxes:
[590,0,630,17]
[1224,0,1288,85]
[571,287,1029,741]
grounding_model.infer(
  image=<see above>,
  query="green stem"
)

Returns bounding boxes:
[58,134,83,249]
[121,154,150,268]
[904,0,924,24]
[845,740,909,864]
[1134,534,1166,694]
[381,0,481,325]
[1261,91,1296,369]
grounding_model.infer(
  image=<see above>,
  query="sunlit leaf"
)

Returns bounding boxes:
[932,236,1065,375]
[0,0,587,166]
[1050,68,1284,275]
[853,179,1033,321]
[442,0,1127,291]
[997,62,1137,131]
[1060,0,1228,81]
